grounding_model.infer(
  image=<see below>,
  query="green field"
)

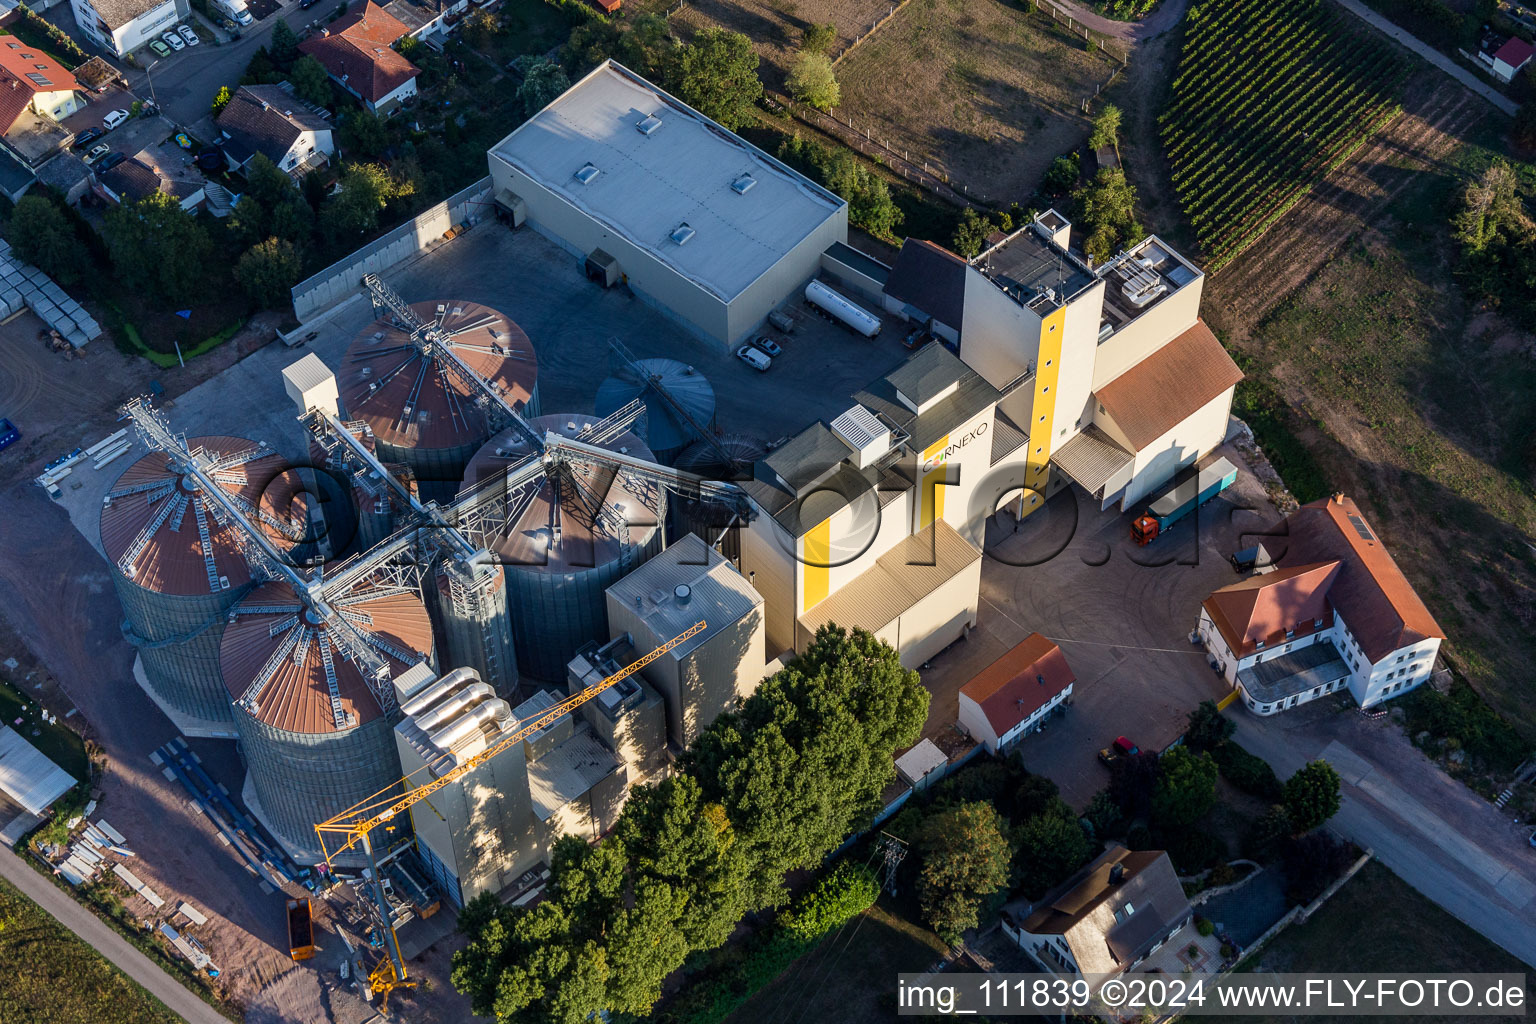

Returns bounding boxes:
[1161,0,1407,269]
[0,876,182,1024]
[1242,861,1528,1023]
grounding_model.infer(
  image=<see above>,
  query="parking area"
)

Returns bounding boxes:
[60,88,173,159]
[916,447,1281,810]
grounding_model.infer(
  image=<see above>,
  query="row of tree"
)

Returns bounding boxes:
[450,626,928,1023]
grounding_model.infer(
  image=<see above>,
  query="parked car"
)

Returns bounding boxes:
[148,38,171,57]
[161,30,184,50]
[234,8,253,25]
[1097,736,1139,765]
[96,151,126,171]
[736,345,771,372]
[72,126,105,149]
[904,325,931,349]
[102,109,129,130]
[300,0,320,8]
[750,335,782,358]
[178,23,200,44]
[83,142,110,162]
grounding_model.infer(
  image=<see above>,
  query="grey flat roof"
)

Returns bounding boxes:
[975,225,1096,310]
[490,61,845,303]
[1238,642,1351,704]
[854,345,999,454]
[526,729,620,820]
[606,533,762,660]
[0,726,76,815]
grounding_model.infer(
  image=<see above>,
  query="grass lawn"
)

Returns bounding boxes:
[724,898,949,1024]
[0,678,88,784]
[480,0,578,62]
[836,0,1118,204]
[1241,861,1528,1023]
[0,875,183,1024]
[1238,125,1536,740]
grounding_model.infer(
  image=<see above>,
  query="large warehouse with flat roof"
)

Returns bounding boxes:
[488,60,849,346]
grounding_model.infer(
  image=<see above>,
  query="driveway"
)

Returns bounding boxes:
[1036,0,1190,45]
[0,844,231,1024]
[1230,702,1536,967]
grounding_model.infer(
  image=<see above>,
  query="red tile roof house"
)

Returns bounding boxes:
[1487,36,1534,84]
[299,1,421,115]
[958,633,1075,754]
[1197,493,1444,716]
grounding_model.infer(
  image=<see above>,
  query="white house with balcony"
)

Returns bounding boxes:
[68,0,188,57]
[1197,493,1443,716]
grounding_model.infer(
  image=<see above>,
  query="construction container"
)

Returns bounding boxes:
[458,415,665,684]
[1131,457,1238,546]
[594,358,715,465]
[221,578,434,852]
[338,300,540,503]
[101,437,304,732]
[286,898,315,961]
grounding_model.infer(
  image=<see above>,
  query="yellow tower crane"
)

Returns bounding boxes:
[314,620,707,1010]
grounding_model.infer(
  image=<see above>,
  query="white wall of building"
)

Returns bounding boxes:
[70,0,186,56]
[1109,385,1235,512]
[959,268,1042,389]
[959,683,1072,754]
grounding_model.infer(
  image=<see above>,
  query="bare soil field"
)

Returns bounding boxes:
[834,0,1119,203]
[663,0,893,83]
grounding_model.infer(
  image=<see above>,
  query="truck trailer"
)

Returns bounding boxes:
[1130,457,1237,546]
[287,898,315,961]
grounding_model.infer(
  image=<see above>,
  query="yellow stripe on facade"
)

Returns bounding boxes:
[801,518,831,613]
[919,434,950,530]
[1020,306,1066,520]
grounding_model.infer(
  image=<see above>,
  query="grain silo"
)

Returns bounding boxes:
[594,358,715,464]
[673,433,766,553]
[432,558,517,695]
[338,300,540,503]
[101,436,301,735]
[221,577,434,854]
[459,415,665,685]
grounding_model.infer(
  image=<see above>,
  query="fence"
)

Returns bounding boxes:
[832,0,917,67]
[290,176,495,322]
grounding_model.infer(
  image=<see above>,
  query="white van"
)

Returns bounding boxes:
[102,108,129,131]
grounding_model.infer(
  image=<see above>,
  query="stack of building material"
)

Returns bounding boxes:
[0,239,102,347]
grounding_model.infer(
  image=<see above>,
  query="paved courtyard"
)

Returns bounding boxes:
[917,446,1279,809]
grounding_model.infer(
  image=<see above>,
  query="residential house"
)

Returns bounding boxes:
[1197,493,1444,716]
[958,632,1074,754]
[1000,845,1193,978]
[68,0,188,57]
[377,0,468,43]
[1483,36,1534,82]
[95,154,204,210]
[298,1,420,114]
[0,39,84,198]
[215,85,334,176]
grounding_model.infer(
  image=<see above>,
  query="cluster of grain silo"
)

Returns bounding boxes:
[431,558,517,695]
[459,414,666,685]
[594,357,715,464]
[219,575,435,852]
[101,436,303,735]
[338,300,540,502]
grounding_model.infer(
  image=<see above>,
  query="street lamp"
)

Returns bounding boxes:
[143,58,162,111]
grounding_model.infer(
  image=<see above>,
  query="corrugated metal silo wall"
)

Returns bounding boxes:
[114,571,244,725]
[351,489,395,555]
[376,437,487,506]
[506,526,665,683]
[525,382,542,420]
[433,564,519,695]
[237,709,404,848]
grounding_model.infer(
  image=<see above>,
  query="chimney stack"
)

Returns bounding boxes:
[1108,863,1124,884]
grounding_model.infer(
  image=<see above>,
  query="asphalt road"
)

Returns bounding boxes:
[0,844,231,1024]
[1232,703,1536,968]
[128,0,350,129]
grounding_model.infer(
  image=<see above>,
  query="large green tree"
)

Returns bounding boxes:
[688,624,927,908]
[1185,700,1235,753]
[270,18,300,67]
[234,237,301,308]
[917,801,1013,939]
[1073,167,1142,263]
[664,28,761,130]
[1088,102,1121,150]
[289,55,333,108]
[230,153,313,246]
[1014,808,1091,900]
[787,52,839,111]
[517,57,570,116]
[1151,746,1218,828]
[9,195,84,285]
[101,192,213,305]
[321,162,414,244]
[1282,759,1341,833]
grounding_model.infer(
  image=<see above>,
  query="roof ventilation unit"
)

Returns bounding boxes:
[731,173,756,195]
[670,222,695,246]
[636,113,663,135]
[574,163,600,185]
[830,405,892,468]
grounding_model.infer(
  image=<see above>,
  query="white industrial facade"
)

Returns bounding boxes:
[488,60,848,347]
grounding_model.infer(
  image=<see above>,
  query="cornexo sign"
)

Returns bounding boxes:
[922,422,988,473]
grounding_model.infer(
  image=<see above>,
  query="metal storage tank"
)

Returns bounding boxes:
[459,415,665,685]
[673,433,766,553]
[594,358,715,464]
[101,437,304,733]
[221,577,435,853]
[339,300,540,503]
[432,559,517,696]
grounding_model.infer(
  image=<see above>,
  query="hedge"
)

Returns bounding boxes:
[1213,741,1283,801]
